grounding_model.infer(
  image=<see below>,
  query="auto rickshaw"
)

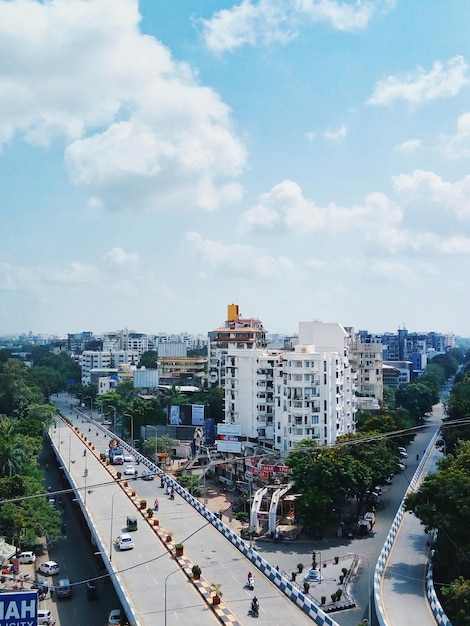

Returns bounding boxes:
[126,515,138,532]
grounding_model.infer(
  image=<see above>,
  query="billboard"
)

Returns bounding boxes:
[0,591,37,626]
[168,404,208,426]
[216,422,242,453]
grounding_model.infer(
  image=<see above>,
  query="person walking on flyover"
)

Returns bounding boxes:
[154,498,159,511]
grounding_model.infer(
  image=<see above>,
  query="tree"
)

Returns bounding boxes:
[138,351,159,369]
[406,440,470,582]
[442,577,470,626]
[396,382,435,423]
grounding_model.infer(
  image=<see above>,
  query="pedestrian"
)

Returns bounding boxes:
[276,565,279,572]
[154,498,159,511]
[83,449,87,457]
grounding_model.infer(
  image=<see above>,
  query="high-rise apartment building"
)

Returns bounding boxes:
[208,304,267,388]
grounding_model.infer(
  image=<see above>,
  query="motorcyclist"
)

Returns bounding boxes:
[251,596,259,615]
[247,572,254,588]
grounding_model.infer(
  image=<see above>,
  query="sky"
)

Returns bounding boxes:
[1,0,470,338]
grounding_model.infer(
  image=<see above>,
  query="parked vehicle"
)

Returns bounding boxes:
[56,578,72,598]
[37,609,55,625]
[364,511,376,526]
[108,608,122,625]
[18,551,36,564]
[32,577,49,596]
[37,561,60,576]
[117,534,134,551]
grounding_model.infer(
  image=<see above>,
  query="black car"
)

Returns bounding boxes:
[56,578,72,598]
[86,580,98,599]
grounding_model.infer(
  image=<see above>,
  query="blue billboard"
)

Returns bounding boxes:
[0,591,37,626]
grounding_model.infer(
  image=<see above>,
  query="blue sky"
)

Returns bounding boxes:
[1,0,470,337]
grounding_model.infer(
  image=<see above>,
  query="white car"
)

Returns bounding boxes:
[123,453,133,463]
[18,551,36,564]
[124,465,136,476]
[117,534,134,551]
[108,609,122,625]
[37,609,55,625]
[37,561,60,576]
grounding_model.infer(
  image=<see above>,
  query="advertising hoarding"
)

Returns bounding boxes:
[0,591,37,626]
[168,404,209,426]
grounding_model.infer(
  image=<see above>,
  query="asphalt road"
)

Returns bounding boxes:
[39,445,122,626]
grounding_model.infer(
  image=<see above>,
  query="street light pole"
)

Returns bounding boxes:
[164,568,181,626]
[124,413,134,443]
[350,552,371,626]
[110,406,117,432]
[109,491,120,562]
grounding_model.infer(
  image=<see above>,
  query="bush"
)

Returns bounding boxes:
[297,563,304,573]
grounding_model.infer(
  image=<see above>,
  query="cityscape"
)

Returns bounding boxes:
[2,1,470,625]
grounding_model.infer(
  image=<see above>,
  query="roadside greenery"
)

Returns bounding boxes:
[0,356,62,547]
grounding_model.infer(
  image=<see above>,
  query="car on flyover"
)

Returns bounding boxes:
[141,470,154,481]
[117,534,134,551]
[124,465,136,476]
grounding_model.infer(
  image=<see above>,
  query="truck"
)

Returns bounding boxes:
[109,438,124,465]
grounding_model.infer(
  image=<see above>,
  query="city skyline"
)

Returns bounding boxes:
[1,1,469,337]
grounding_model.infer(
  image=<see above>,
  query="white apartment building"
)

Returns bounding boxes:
[81,350,139,385]
[225,349,281,441]
[224,320,356,452]
[347,331,383,409]
[209,304,267,388]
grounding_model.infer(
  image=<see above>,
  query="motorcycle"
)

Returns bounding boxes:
[250,601,259,618]
[247,576,254,590]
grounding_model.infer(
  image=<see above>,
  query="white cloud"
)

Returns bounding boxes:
[305,131,317,142]
[0,261,99,291]
[202,0,377,54]
[104,247,140,270]
[185,231,296,278]
[395,139,421,153]
[324,124,347,140]
[305,258,326,269]
[367,56,469,107]
[393,169,470,221]
[0,0,246,212]
[240,180,402,234]
[440,112,470,158]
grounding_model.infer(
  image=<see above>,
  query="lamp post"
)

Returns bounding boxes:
[124,413,134,443]
[109,490,120,562]
[109,406,117,432]
[84,452,89,505]
[349,552,371,626]
[148,425,158,468]
[164,568,182,626]
[237,480,253,548]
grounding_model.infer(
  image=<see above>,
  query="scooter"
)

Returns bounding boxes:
[247,576,254,590]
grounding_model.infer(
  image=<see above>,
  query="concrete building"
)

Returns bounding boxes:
[81,350,139,385]
[347,331,383,408]
[208,304,267,388]
[224,319,356,452]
